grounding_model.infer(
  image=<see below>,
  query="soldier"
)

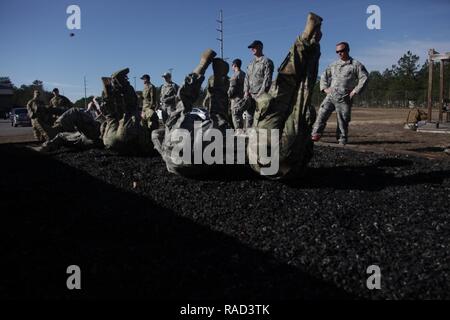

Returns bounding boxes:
[203,60,230,121]
[247,12,323,180]
[243,40,274,129]
[160,72,179,122]
[49,88,73,111]
[101,68,154,155]
[152,49,233,176]
[311,41,369,145]
[228,59,246,133]
[26,90,53,142]
[140,74,159,131]
[37,107,103,152]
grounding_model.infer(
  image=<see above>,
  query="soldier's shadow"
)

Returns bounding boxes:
[288,157,450,191]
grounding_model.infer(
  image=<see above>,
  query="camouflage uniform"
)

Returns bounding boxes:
[50,95,73,111]
[203,70,230,121]
[160,81,179,120]
[152,51,232,176]
[243,55,274,127]
[141,82,159,131]
[312,57,368,143]
[228,69,246,129]
[101,69,153,155]
[27,95,54,142]
[40,108,102,151]
[248,12,323,180]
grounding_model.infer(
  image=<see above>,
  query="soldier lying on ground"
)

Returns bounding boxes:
[100,68,155,155]
[151,49,234,176]
[246,12,323,179]
[27,90,56,142]
[202,64,230,122]
[39,70,156,154]
[38,107,104,151]
[152,12,323,180]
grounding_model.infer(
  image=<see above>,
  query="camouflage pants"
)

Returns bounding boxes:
[102,113,153,155]
[152,72,231,176]
[230,98,245,129]
[31,117,55,142]
[161,103,176,123]
[248,36,320,180]
[312,95,352,143]
[31,119,45,142]
[141,107,159,131]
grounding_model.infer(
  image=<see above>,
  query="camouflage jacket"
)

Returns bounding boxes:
[203,75,230,116]
[160,82,179,107]
[50,95,73,109]
[26,97,46,119]
[228,70,246,100]
[142,83,156,110]
[244,56,274,97]
[320,57,369,98]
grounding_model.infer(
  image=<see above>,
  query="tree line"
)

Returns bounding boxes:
[312,51,450,108]
[5,51,450,110]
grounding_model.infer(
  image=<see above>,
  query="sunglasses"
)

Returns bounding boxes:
[336,49,347,54]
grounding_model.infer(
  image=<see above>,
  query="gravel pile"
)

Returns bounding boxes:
[1,143,449,299]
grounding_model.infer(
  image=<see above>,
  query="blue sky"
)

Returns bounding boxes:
[1,0,449,101]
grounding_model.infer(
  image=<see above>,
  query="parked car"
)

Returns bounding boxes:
[10,107,31,127]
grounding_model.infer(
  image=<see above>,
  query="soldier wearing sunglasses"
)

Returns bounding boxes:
[311,42,368,145]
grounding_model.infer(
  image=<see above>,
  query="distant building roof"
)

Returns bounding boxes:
[0,77,14,95]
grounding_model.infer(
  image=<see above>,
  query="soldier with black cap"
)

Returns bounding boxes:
[140,74,158,131]
[243,40,274,129]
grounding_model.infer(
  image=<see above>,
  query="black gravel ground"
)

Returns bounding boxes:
[1,143,450,300]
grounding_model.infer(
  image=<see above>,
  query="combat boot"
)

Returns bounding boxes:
[193,49,217,76]
[301,12,323,42]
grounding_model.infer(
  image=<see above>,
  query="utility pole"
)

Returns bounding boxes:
[84,76,87,109]
[216,9,224,59]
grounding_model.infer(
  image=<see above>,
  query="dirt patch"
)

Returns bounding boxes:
[318,108,450,159]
